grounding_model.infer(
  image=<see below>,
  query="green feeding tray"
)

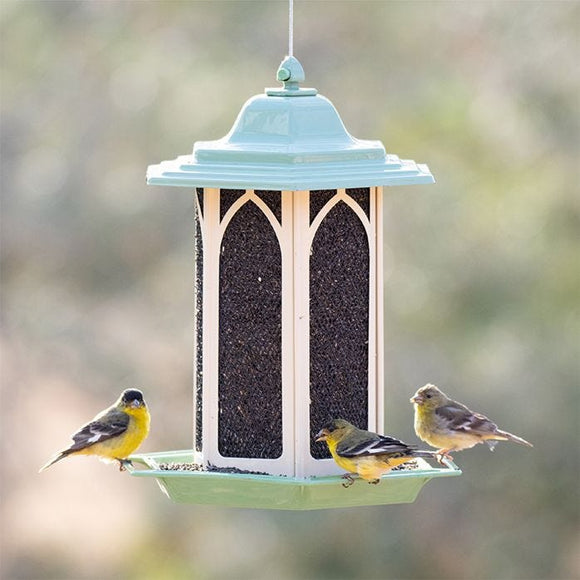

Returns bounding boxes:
[127,450,461,510]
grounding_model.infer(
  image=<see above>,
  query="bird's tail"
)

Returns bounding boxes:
[411,449,438,459]
[495,429,533,448]
[39,451,69,473]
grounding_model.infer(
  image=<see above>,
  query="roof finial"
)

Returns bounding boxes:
[276,55,305,91]
[267,55,317,97]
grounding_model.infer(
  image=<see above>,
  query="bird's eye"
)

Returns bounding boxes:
[426,394,432,399]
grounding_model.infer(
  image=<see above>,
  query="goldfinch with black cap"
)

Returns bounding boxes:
[315,418,436,487]
[40,388,150,472]
[411,383,532,462]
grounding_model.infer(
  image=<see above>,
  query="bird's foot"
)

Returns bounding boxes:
[368,478,381,485]
[436,450,453,465]
[341,474,355,488]
[117,459,133,471]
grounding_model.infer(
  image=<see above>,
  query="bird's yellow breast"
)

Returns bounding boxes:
[81,406,150,460]
[326,438,358,473]
[414,405,480,450]
[414,405,437,440]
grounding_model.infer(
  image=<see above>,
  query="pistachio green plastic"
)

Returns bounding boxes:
[146,56,434,191]
[127,450,461,510]
[141,57,443,509]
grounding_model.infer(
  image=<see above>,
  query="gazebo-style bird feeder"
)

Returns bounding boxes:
[128,53,460,509]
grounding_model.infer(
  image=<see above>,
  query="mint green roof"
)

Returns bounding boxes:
[146,57,434,190]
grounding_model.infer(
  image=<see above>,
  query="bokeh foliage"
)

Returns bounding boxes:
[1,1,578,579]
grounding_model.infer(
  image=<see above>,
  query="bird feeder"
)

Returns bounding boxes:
[128,55,460,509]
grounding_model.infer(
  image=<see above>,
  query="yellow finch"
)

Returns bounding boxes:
[40,388,150,472]
[411,384,533,462]
[315,418,436,487]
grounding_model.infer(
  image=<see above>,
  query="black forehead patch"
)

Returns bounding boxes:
[122,389,144,403]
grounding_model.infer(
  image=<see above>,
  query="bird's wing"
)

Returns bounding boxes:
[436,401,498,434]
[337,433,414,458]
[67,408,130,452]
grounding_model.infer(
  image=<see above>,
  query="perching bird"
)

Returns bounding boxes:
[410,384,532,462]
[315,418,436,487]
[39,388,150,472]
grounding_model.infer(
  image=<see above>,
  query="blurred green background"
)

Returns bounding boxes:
[1,1,579,579]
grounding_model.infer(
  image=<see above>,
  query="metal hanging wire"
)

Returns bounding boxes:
[288,0,294,56]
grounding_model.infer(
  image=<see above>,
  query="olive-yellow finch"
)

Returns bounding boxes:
[316,418,436,487]
[411,384,532,462]
[40,388,150,472]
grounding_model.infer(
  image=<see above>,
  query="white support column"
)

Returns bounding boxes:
[367,187,378,435]
[280,190,296,475]
[201,188,221,469]
[374,187,385,433]
[293,190,317,478]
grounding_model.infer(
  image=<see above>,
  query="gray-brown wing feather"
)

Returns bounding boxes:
[436,401,498,434]
[67,408,130,452]
[337,432,415,458]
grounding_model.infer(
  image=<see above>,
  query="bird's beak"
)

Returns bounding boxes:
[131,399,143,409]
[410,394,423,405]
[315,429,328,442]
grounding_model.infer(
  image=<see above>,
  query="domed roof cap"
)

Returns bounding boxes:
[147,57,434,190]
